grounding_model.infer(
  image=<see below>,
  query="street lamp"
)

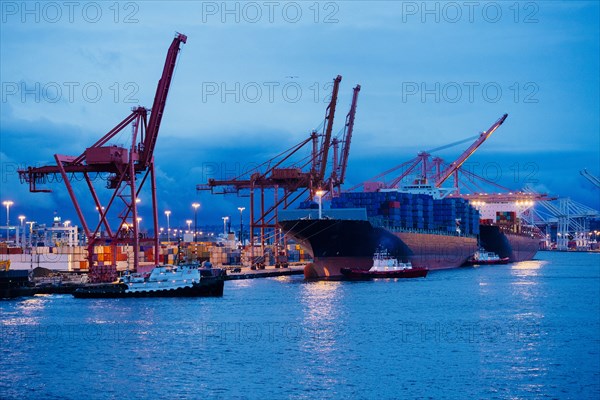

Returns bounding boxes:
[165,210,171,242]
[18,215,26,247]
[136,217,142,232]
[237,207,245,244]
[63,220,71,227]
[315,190,325,219]
[2,200,14,241]
[186,219,192,235]
[222,216,229,235]
[26,221,35,247]
[192,202,200,242]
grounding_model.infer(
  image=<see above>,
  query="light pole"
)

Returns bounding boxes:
[165,210,171,242]
[192,202,200,242]
[26,221,35,248]
[18,215,25,247]
[222,216,229,236]
[136,217,142,232]
[238,207,245,244]
[186,220,192,235]
[2,200,14,241]
[315,190,325,219]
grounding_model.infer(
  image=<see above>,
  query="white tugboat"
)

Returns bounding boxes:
[465,249,510,266]
[73,263,224,298]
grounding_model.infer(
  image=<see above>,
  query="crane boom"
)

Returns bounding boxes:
[581,169,600,188]
[317,75,342,183]
[140,33,187,167]
[338,84,361,185]
[435,113,508,187]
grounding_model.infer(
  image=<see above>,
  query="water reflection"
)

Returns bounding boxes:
[511,260,546,276]
[301,281,341,324]
[298,280,345,392]
[2,296,50,326]
[228,279,257,289]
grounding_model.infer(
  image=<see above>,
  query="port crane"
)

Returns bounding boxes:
[348,114,508,192]
[330,84,361,196]
[197,76,360,262]
[434,113,507,188]
[580,169,600,188]
[18,33,187,282]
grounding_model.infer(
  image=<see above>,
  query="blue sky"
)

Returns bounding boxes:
[1,1,599,230]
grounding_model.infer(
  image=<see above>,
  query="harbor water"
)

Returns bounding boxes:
[1,251,599,399]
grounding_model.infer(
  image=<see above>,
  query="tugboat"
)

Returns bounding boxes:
[341,248,428,279]
[464,249,510,266]
[73,262,225,298]
[0,260,36,299]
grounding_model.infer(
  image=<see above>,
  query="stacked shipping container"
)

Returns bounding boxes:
[331,191,479,235]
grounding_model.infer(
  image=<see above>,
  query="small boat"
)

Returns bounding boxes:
[341,248,428,279]
[465,249,510,266]
[73,263,225,298]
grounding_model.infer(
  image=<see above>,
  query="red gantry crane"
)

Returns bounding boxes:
[330,84,361,196]
[18,33,187,282]
[198,76,360,262]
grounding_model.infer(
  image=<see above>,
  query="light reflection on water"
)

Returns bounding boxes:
[298,280,346,393]
[1,296,50,326]
[511,259,546,274]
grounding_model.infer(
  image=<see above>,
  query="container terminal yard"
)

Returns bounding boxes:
[1,33,599,291]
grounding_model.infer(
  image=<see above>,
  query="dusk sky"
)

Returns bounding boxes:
[1,1,599,231]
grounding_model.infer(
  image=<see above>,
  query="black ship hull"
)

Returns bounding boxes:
[479,224,541,262]
[278,219,477,279]
[1,269,36,299]
[1,287,37,299]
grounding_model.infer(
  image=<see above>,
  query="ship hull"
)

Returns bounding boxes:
[341,267,428,279]
[1,270,36,299]
[0,287,37,299]
[479,225,541,262]
[278,219,477,279]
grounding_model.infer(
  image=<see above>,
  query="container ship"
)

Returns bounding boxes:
[474,201,543,262]
[279,183,480,279]
[280,182,544,279]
